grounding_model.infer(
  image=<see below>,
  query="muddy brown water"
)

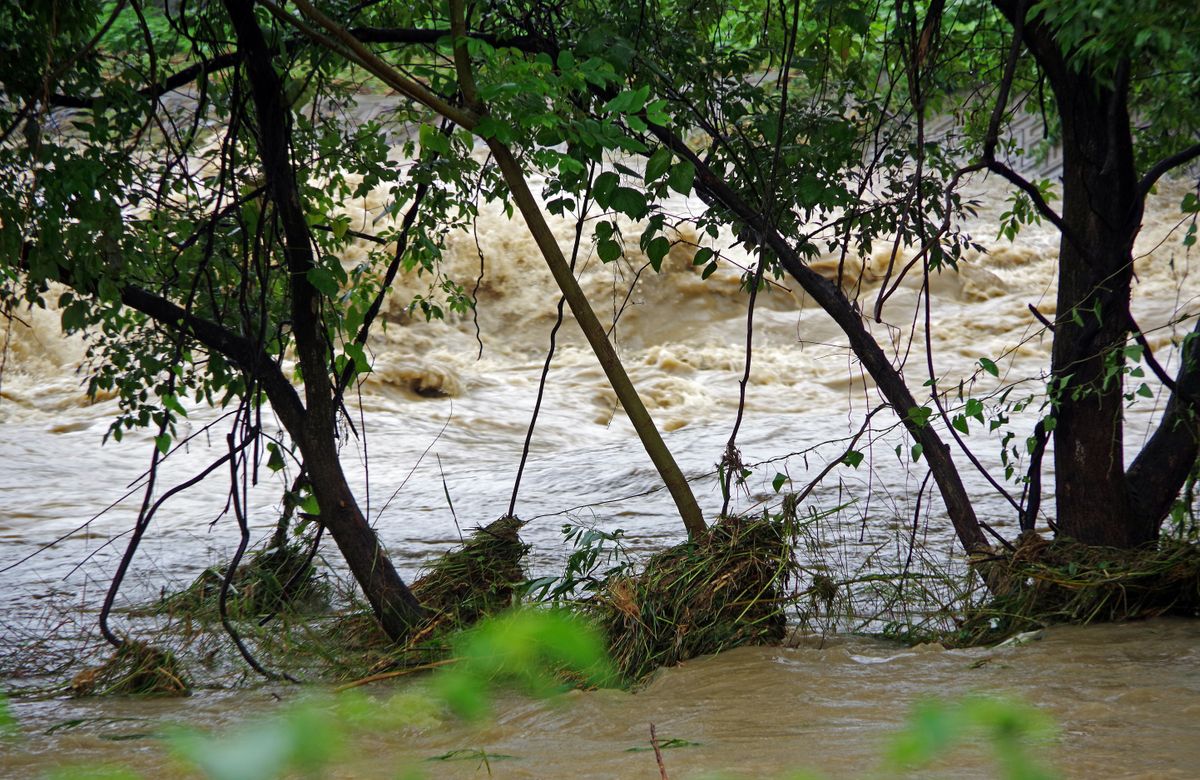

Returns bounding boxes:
[4,619,1199,778]
[3,171,1199,777]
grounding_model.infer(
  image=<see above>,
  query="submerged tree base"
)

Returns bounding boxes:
[320,516,531,676]
[593,515,796,682]
[957,535,1200,646]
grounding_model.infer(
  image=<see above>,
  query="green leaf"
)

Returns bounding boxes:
[593,171,620,206]
[266,443,286,473]
[701,261,718,279]
[60,300,88,332]
[299,493,320,516]
[597,238,623,263]
[1136,382,1153,398]
[842,449,864,468]
[646,236,671,271]
[644,147,672,183]
[667,160,696,195]
[692,247,713,266]
[952,415,969,434]
[154,433,171,454]
[161,394,188,418]
[306,267,340,297]
[979,357,999,377]
[911,443,924,462]
[344,342,371,375]
[610,186,648,218]
[906,406,933,428]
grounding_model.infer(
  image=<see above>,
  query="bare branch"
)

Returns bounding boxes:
[1136,140,1200,203]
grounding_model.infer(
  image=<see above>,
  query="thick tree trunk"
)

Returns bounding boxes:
[227,0,424,637]
[1018,18,1145,546]
[1050,136,1139,544]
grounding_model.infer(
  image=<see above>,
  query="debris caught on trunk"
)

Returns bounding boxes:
[594,515,796,682]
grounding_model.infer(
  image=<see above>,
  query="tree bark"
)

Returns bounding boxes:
[225,0,424,637]
[999,3,1147,546]
[1126,318,1200,533]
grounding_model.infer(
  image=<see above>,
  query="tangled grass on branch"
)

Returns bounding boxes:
[957,535,1200,645]
[593,514,796,683]
[321,516,531,676]
[150,540,329,621]
[70,640,191,697]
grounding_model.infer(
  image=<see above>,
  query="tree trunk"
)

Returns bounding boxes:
[1018,18,1146,546]
[227,0,424,637]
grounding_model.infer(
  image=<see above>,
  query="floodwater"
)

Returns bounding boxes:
[2,163,1198,778]
[4,620,1199,778]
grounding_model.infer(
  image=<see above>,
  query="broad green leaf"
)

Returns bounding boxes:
[306,267,340,297]
[646,236,671,271]
[644,147,672,183]
[667,160,695,195]
[598,238,623,263]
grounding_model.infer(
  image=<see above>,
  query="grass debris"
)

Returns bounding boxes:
[594,515,796,682]
[70,640,191,697]
[153,541,329,620]
[324,516,531,675]
[959,535,1200,644]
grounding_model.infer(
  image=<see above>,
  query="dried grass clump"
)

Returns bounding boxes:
[411,516,529,624]
[595,515,796,682]
[960,535,1200,644]
[70,640,191,697]
[153,542,329,620]
[325,516,531,675]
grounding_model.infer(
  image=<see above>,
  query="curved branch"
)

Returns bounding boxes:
[1136,140,1200,203]
[48,52,243,109]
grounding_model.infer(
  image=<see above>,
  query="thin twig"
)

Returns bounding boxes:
[334,658,459,691]
[650,723,670,780]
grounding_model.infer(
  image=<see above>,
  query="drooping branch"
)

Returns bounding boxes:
[118,284,306,431]
[48,52,244,108]
[643,121,991,555]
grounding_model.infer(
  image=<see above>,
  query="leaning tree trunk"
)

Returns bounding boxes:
[225,0,424,637]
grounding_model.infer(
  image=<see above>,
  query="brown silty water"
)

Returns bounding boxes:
[1,165,1198,776]
[3,620,1199,778]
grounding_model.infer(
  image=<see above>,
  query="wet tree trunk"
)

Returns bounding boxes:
[1049,100,1142,546]
[225,0,424,638]
[1001,3,1152,547]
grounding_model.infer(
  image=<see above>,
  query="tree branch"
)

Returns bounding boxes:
[48,52,243,109]
[1136,140,1200,203]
